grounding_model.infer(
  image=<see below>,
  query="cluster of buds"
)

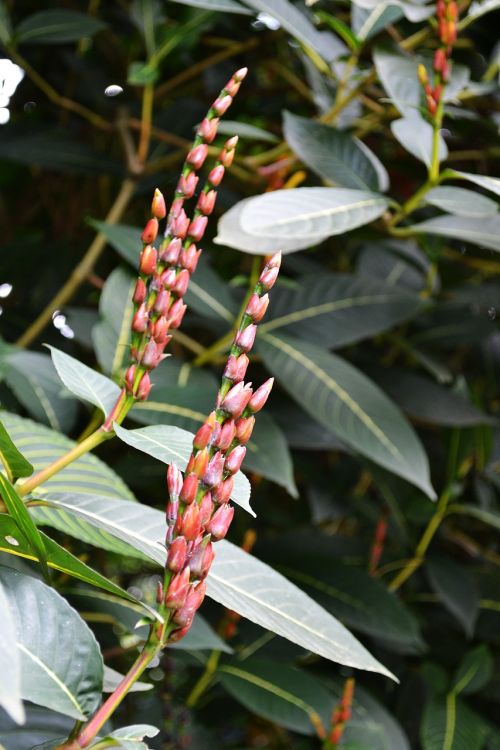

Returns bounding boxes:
[123,67,248,402]
[418,0,458,117]
[324,678,355,748]
[157,253,281,642]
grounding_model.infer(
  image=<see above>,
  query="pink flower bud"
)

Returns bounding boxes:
[235,324,257,353]
[213,94,232,116]
[167,463,183,500]
[153,290,170,316]
[198,116,219,143]
[136,372,152,400]
[188,215,208,242]
[141,218,159,245]
[141,340,160,369]
[180,473,199,505]
[235,416,255,445]
[172,580,206,626]
[218,420,236,452]
[124,365,136,394]
[193,420,214,450]
[133,278,147,304]
[139,245,157,276]
[208,164,225,187]
[223,353,249,384]
[196,190,217,216]
[169,623,192,642]
[166,499,179,530]
[152,316,170,344]
[178,502,202,541]
[170,209,190,239]
[160,267,177,290]
[156,581,164,604]
[225,445,246,475]
[165,567,190,609]
[207,504,234,541]
[132,303,149,333]
[179,243,201,274]
[186,143,208,170]
[189,539,214,579]
[202,451,225,489]
[213,477,233,504]
[248,378,274,413]
[172,268,190,297]
[177,172,199,199]
[167,536,187,572]
[192,448,209,478]
[233,66,248,83]
[199,493,213,526]
[259,265,279,292]
[245,293,269,323]
[220,381,253,418]
[160,237,182,265]
[168,298,187,329]
[151,188,166,220]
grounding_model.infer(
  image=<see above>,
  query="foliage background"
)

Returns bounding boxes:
[1,0,500,748]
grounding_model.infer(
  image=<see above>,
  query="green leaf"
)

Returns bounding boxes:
[0,513,146,606]
[421,695,487,750]
[0,579,23,724]
[219,659,332,735]
[354,0,433,23]
[391,116,448,167]
[425,187,498,218]
[352,5,404,42]
[92,267,135,377]
[260,273,422,348]
[0,412,135,501]
[0,704,73,750]
[87,220,141,267]
[0,418,33,481]
[239,188,390,244]
[244,413,298,498]
[3,350,78,432]
[114,423,254,516]
[0,1,12,44]
[15,9,106,44]
[170,0,252,14]
[257,332,435,498]
[47,345,121,416]
[315,10,361,51]
[93,724,159,750]
[426,557,480,637]
[0,565,103,719]
[0,475,48,578]
[213,120,279,142]
[283,112,386,191]
[30,494,394,677]
[466,0,500,23]
[127,61,160,86]
[410,214,500,253]
[452,171,500,198]
[103,667,152,693]
[340,682,411,750]
[452,646,494,696]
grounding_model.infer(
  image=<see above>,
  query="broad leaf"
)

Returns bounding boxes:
[352,5,404,41]
[258,332,435,498]
[219,659,332,735]
[391,116,448,167]
[452,646,494,696]
[283,111,387,191]
[243,413,298,498]
[452,171,500,199]
[239,188,389,242]
[410,214,500,253]
[421,696,487,750]
[0,580,23,724]
[426,557,480,637]
[0,475,48,577]
[425,187,498,217]
[0,566,103,719]
[170,0,252,13]
[103,667,152,693]
[94,724,159,750]
[29,494,394,677]
[1,412,135,500]
[114,423,254,516]
[260,273,422,348]
[0,704,73,750]
[0,418,33,481]
[339,681,411,750]
[466,0,500,23]
[48,346,121,417]
[354,0,433,22]
[15,9,106,44]
[3,350,78,433]
[92,267,135,376]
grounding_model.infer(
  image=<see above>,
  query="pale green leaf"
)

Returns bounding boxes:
[170,0,252,13]
[47,346,121,416]
[0,579,23,724]
[425,187,498,217]
[391,116,448,167]
[410,214,500,253]
[452,171,500,198]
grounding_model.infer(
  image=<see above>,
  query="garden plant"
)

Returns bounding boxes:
[1,1,500,749]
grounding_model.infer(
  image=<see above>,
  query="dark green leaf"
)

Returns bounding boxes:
[0,418,33,481]
[0,579,23,724]
[16,10,106,44]
[426,557,480,637]
[127,61,160,86]
[0,704,73,750]
[421,695,487,750]
[92,267,135,376]
[243,413,298,498]
[452,646,494,696]
[0,475,48,578]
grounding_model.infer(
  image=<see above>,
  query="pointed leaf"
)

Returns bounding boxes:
[452,646,494,696]
[0,704,73,750]
[258,332,435,498]
[0,566,103,719]
[16,9,105,43]
[170,0,252,13]
[452,170,500,198]
[0,579,23,725]
[425,187,498,217]
[0,475,48,577]
[410,214,500,253]
[92,267,135,376]
[243,413,298,498]
[391,116,448,167]
[421,696,487,750]
[48,346,121,416]
[0,418,33,481]
[114,423,254,516]
[426,557,480,637]
[30,494,394,677]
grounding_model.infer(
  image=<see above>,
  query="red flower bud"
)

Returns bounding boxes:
[169,623,192,642]
[208,421,222,448]
[136,372,152,400]
[235,416,255,445]
[173,580,206,626]
[189,539,214,579]
[248,378,274,413]
[139,245,158,276]
[166,498,179,528]
[213,94,232,116]
[177,172,199,199]
[259,253,281,291]
[233,66,248,83]
[202,451,225,488]
[168,298,187,329]
[179,243,201,274]
[151,188,166,220]
[167,463,183,500]
[180,473,199,505]
[179,502,202,541]
[153,290,170,316]
[167,536,187,572]
[165,567,190,609]
[208,164,225,187]
[235,324,257,353]
[159,237,182,265]
[245,293,269,322]
[124,365,136,394]
[192,448,209,478]
[213,476,233,504]
[152,316,170,344]
[187,143,209,170]
[160,267,177,290]
[170,209,190,239]
[220,381,253,418]
[218,420,236,452]
[141,340,160,369]
[207,504,234,541]
[188,215,208,242]
[141,218,159,245]
[434,48,447,74]
[196,190,217,216]
[193,418,215,451]
[220,137,238,168]
[225,445,246,475]
[133,278,147,304]
[172,268,190,297]
[132,303,149,332]
[199,493,213,526]
[198,117,219,143]
[223,353,249,384]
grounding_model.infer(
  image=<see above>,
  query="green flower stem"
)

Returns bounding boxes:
[186,649,221,707]
[429,97,445,184]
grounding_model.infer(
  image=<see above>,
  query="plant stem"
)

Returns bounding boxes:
[429,98,445,184]
[186,650,221,707]
[16,179,135,348]
[137,84,154,165]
